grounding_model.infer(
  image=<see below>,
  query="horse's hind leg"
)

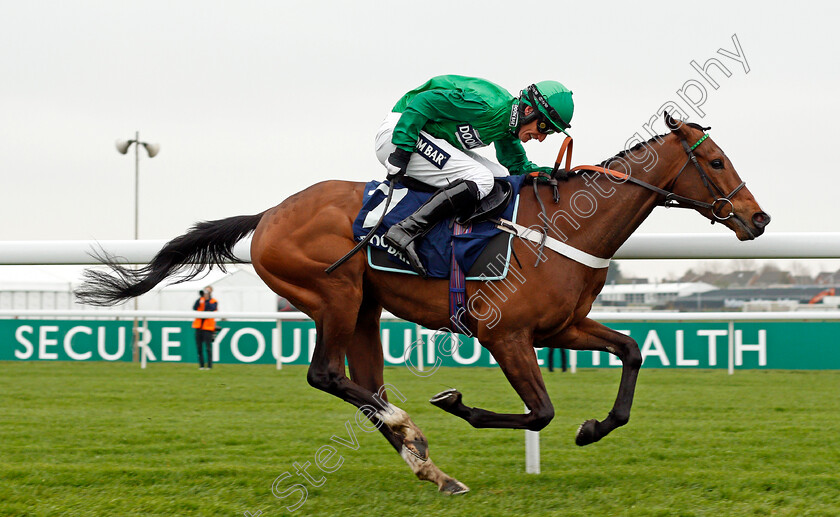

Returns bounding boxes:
[250,185,466,493]
[346,297,469,494]
[541,317,642,446]
[261,265,467,493]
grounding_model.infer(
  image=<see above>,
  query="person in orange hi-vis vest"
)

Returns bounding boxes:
[193,286,218,370]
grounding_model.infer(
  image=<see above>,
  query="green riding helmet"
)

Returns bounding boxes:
[519,81,574,135]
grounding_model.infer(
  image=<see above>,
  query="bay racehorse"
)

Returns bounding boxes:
[76,113,770,494]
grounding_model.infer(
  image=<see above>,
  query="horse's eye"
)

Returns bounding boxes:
[710,159,724,169]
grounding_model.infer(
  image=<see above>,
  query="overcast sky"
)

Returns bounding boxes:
[2,1,838,280]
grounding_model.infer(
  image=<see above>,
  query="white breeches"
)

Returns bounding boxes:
[374,112,509,199]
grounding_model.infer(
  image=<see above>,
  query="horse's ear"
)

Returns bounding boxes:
[664,111,682,132]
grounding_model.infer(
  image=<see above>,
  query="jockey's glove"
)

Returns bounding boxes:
[385,148,412,180]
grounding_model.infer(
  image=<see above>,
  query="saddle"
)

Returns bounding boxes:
[352,176,527,280]
[458,180,513,225]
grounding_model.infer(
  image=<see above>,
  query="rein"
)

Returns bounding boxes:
[552,134,745,222]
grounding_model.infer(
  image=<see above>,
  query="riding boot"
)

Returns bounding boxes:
[384,180,479,277]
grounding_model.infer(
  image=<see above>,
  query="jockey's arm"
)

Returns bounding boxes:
[494,138,552,176]
[391,89,487,152]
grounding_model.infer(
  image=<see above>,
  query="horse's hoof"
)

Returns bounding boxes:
[439,478,470,495]
[430,389,462,412]
[575,419,601,446]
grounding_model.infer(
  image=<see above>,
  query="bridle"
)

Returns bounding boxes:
[667,134,746,221]
[517,131,751,268]
[561,132,746,222]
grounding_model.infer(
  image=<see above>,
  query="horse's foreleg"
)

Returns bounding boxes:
[430,332,554,431]
[541,317,642,446]
[346,299,468,495]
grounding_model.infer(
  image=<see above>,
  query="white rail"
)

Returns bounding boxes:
[2,232,840,264]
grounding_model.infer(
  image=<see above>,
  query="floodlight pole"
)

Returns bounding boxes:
[116,131,159,363]
[133,131,140,363]
[134,130,140,242]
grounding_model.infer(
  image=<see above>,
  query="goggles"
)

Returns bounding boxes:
[526,84,570,133]
[536,118,556,135]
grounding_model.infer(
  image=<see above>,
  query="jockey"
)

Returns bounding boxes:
[375,74,574,276]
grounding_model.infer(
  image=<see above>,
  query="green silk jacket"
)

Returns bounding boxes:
[391,75,551,175]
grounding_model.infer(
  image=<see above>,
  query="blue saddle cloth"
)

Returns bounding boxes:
[352,176,527,278]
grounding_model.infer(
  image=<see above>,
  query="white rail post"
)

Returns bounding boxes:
[415,323,423,372]
[525,404,540,474]
[140,318,148,370]
[415,327,423,372]
[727,320,735,375]
[275,318,283,370]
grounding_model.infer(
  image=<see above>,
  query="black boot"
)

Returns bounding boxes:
[384,181,479,277]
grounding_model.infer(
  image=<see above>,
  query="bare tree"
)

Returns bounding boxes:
[730,258,757,272]
[789,261,812,277]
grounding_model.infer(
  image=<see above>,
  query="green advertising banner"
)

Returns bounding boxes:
[1,319,838,370]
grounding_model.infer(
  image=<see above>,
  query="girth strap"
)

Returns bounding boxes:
[495,219,611,269]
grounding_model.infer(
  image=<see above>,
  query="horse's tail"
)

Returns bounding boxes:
[75,212,265,306]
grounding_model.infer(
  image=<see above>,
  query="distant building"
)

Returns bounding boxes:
[679,270,758,288]
[617,277,649,285]
[718,270,757,288]
[791,275,814,285]
[672,285,837,311]
[596,282,717,307]
[749,269,793,287]
[815,270,840,285]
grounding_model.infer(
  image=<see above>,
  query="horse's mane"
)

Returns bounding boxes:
[599,122,710,167]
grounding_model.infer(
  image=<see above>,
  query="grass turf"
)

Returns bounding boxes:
[0,362,838,516]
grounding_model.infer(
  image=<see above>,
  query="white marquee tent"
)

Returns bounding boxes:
[0,265,281,313]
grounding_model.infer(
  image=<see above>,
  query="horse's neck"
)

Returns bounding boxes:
[532,135,685,260]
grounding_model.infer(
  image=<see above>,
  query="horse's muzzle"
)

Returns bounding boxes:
[752,211,770,228]
[746,211,771,238]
